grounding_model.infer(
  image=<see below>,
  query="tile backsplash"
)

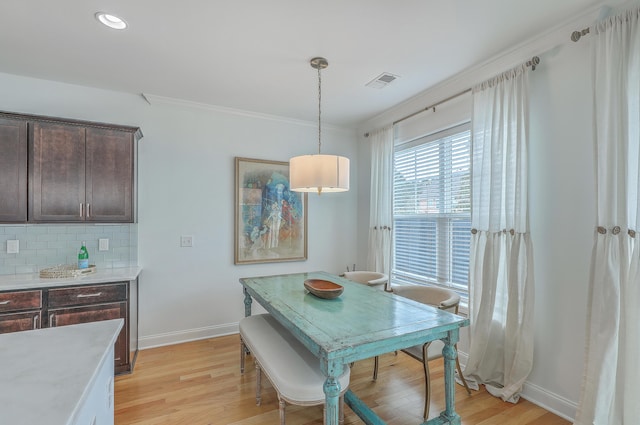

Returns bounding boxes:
[0,224,138,275]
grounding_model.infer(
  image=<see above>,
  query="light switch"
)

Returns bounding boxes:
[99,238,109,251]
[7,240,19,254]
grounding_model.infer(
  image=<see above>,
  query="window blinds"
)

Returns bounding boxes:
[393,124,471,295]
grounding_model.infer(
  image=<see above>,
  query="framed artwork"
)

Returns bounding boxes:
[234,157,308,264]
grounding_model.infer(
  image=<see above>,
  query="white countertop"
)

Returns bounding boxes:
[0,266,142,291]
[0,319,124,425]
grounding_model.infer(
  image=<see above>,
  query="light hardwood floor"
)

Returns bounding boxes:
[115,335,570,425]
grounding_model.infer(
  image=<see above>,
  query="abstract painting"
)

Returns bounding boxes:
[234,157,307,264]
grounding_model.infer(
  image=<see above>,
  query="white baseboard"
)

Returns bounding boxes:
[139,322,239,350]
[521,381,577,422]
[457,350,576,422]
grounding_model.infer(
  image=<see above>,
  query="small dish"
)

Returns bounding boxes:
[304,279,344,299]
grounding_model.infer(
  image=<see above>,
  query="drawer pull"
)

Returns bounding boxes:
[0,300,10,305]
[49,313,55,326]
[77,292,103,298]
[33,315,38,329]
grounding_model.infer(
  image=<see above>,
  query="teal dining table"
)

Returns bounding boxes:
[239,271,469,425]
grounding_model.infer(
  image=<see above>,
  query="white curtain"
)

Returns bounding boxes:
[575,7,640,425]
[463,64,535,403]
[367,126,394,290]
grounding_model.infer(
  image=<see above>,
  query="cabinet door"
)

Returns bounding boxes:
[29,122,86,222]
[0,311,41,333]
[49,303,128,369]
[86,128,134,222]
[0,117,27,222]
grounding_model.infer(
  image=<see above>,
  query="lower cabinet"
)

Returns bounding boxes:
[0,280,138,375]
[50,302,129,372]
[0,289,42,333]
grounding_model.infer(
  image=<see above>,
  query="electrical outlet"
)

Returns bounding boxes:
[99,239,109,251]
[7,240,19,254]
[180,236,193,247]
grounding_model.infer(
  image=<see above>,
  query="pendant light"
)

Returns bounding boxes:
[290,57,349,195]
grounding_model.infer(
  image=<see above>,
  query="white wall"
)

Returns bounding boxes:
[0,73,359,347]
[357,6,606,421]
[136,97,359,346]
[526,35,595,418]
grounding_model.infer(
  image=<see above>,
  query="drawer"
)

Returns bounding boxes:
[0,290,42,313]
[48,283,127,308]
[0,311,41,333]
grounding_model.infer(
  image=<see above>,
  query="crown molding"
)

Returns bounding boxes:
[141,93,354,134]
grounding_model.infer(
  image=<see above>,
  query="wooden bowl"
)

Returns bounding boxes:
[303,279,344,299]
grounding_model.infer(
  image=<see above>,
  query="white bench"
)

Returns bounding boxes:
[239,314,350,425]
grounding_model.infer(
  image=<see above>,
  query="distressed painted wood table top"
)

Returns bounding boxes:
[240,271,469,425]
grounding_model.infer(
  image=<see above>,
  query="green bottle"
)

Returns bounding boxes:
[78,241,89,269]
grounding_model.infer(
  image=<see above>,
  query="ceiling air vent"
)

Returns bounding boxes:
[366,72,400,89]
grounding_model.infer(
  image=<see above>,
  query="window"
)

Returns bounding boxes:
[392,123,471,299]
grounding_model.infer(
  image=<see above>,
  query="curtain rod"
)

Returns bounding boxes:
[363,88,470,137]
[571,27,590,42]
[364,55,541,137]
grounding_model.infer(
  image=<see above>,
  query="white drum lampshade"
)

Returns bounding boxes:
[289,154,349,194]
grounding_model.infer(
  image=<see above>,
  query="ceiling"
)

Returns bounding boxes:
[0,0,614,127]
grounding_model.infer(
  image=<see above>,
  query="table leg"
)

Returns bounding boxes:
[243,287,252,317]
[439,331,461,425]
[322,362,344,425]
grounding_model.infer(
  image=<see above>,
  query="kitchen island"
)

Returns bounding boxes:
[0,319,124,425]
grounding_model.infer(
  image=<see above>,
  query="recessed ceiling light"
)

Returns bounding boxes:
[95,12,127,30]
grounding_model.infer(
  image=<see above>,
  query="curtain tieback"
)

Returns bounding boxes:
[471,228,519,235]
[596,226,636,237]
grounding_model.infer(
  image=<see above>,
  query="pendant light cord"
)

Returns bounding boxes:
[317,65,322,155]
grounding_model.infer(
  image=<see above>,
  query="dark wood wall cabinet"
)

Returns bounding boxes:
[0,111,142,224]
[0,117,27,222]
[0,280,139,375]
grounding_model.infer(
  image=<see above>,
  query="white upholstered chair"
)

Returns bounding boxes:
[388,285,471,419]
[342,271,388,288]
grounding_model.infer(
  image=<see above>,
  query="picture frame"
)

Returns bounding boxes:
[234,157,308,264]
